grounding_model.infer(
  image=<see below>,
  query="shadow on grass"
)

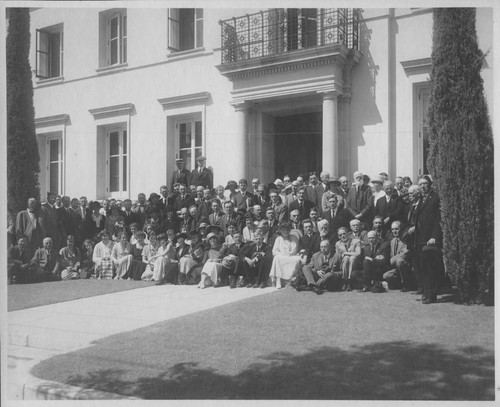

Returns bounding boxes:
[38,341,494,400]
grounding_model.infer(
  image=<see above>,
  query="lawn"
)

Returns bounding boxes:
[30,288,494,400]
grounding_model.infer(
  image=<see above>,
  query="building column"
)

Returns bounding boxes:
[232,102,248,181]
[321,91,339,177]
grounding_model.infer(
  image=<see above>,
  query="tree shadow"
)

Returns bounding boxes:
[37,341,494,400]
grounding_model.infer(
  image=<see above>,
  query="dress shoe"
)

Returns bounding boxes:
[260,282,266,289]
[422,297,436,304]
[253,283,260,288]
[313,286,324,295]
[246,283,253,288]
[346,283,353,292]
[295,286,304,292]
[360,285,370,293]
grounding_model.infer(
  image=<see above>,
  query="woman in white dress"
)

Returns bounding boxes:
[198,233,224,288]
[242,214,257,243]
[141,231,160,281]
[111,232,133,279]
[269,222,301,288]
[151,233,175,283]
[93,231,115,279]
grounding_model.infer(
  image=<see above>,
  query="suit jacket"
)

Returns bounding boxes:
[221,212,244,234]
[321,208,354,238]
[41,203,59,242]
[171,168,191,189]
[30,247,61,272]
[300,231,318,263]
[362,240,390,270]
[269,202,288,223]
[122,211,141,230]
[241,241,271,261]
[190,167,213,190]
[174,194,195,212]
[233,191,258,213]
[415,189,443,246]
[8,245,32,266]
[208,211,225,227]
[254,193,270,209]
[374,193,404,226]
[84,213,106,240]
[289,199,315,221]
[16,210,44,241]
[57,207,77,239]
[346,184,373,219]
[389,236,409,260]
[306,251,338,273]
[314,184,327,211]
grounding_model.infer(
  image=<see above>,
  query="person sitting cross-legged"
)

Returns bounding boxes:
[299,239,342,294]
[236,229,270,288]
[8,236,32,284]
[361,230,390,292]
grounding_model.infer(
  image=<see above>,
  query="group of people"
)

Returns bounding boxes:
[7,155,446,304]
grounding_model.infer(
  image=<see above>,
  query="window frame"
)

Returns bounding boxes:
[45,134,63,195]
[168,8,203,52]
[175,117,203,171]
[36,25,64,79]
[107,11,127,66]
[106,127,128,197]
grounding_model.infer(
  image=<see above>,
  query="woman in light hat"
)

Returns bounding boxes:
[198,232,224,288]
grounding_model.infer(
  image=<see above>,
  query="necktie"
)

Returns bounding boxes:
[394,238,399,256]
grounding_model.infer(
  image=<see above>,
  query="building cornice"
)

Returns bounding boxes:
[35,114,70,128]
[158,92,211,110]
[401,57,431,76]
[217,45,362,81]
[88,103,135,120]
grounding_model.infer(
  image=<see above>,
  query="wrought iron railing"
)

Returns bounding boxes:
[220,8,360,64]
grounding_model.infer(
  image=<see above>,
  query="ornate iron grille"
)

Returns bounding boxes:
[220,8,360,64]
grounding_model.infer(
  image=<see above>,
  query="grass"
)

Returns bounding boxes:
[30,287,494,400]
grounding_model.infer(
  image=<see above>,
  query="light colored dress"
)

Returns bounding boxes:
[93,240,115,279]
[200,248,223,287]
[59,246,81,280]
[151,243,175,281]
[269,234,301,281]
[141,242,160,280]
[243,226,255,243]
[111,242,133,279]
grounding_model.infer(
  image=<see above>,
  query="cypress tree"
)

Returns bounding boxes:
[7,8,40,215]
[427,8,494,305]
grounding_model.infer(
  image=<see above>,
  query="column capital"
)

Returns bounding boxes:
[319,91,339,102]
[230,101,249,112]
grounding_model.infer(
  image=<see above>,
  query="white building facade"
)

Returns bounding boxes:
[28,7,494,200]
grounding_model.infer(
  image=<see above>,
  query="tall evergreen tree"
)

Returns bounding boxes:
[427,8,494,305]
[7,8,40,215]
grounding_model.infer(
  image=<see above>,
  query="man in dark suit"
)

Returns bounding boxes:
[374,181,404,238]
[289,186,315,221]
[16,197,44,254]
[300,239,341,293]
[361,230,390,291]
[208,199,225,227]
[268,190,288,222]
[238,229,271,288]
[41,192,60,249]
[8,236,32,284]
[299,219,318,264]
[346,171,373,225]
[134,193,149,229]
[384,221,413,291]
[415,176,445,304]
[171,158,191,190]
[221,201,244,234]
[57,196,77,244]
[265,207,280,236]
[233,179,258,213]
[321,194,353,242]
[174,184,195,212]
[190,156,213,190]
[159,185,176,208]
[122,199,141,234]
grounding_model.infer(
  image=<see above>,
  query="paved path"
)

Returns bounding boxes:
[7,284,277,400]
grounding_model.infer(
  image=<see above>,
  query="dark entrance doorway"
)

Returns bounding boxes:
[274,112,322,180]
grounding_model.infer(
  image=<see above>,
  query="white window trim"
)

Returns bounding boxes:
[35,24,64,79]
[107,12,127,66]
[167,8,203,53]
[106,126,128,197]
[175,116,203,171]
[45,135,63,196]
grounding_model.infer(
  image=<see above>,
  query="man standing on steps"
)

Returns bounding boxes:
[190,156,213,190]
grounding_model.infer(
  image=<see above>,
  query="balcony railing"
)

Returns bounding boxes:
[220,8,360,64]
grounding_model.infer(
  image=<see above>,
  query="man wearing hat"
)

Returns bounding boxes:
[171,158,191,190]
[190,156,213,190]
[346,171,373,224]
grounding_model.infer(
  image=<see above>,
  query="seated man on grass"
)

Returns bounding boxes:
[383,220,414,291]
[361,230,390,292]
[30,237,61,282]
[298,239,342,294]
[8,236,32,284]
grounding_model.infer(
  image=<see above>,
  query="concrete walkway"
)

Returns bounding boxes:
[7,284,277,400]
